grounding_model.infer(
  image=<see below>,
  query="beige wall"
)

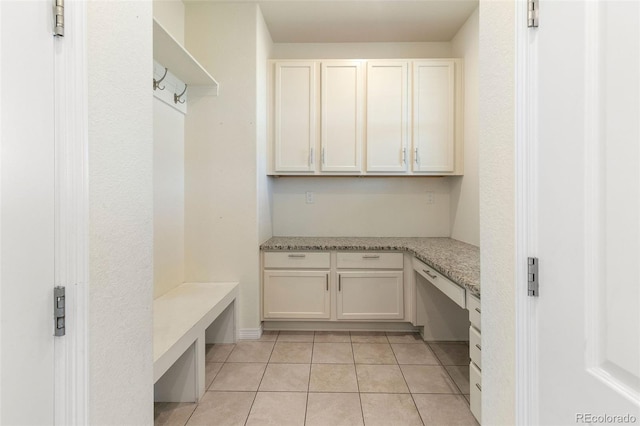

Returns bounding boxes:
[450,7,480,246]
[272,42,452,59]
[185,2,263,331]
[479,1,516,424]
[257,6,274,244]
[153,99,185,298]
[87,1,153,424]
[153,0,185,45]
[272,177,451,237]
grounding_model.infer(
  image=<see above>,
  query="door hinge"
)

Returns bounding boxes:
[54,286,66,336]
[528,0,539,28]
[54,0,64,37]
[527,257,539,297]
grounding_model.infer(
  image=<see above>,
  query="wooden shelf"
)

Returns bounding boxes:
[153,19,219,93]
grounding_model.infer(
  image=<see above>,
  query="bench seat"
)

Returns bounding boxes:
[153,281,239,402]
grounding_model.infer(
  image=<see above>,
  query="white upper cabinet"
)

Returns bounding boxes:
[366,61,409,173]
[412,60,461,174]
[269,58,463,176]
[321,61,364,173]
[273,62,318,173]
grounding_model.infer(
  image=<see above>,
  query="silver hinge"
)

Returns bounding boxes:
[528,0,539,28]
[54,0,64,37]
[54,286,66,336]
[527,257,539,297]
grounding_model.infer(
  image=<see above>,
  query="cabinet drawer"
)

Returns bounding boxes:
[469,325,481,370]
[469,361,482,423]
[413,258,466,309]
[264,251,330,269]
[337,252,403,269]
[467,292,481,331]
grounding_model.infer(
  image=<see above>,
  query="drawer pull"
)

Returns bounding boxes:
[423,269,438,279]
[475,383,482,392]
[475,307,481,314]
[326,275,329,291]
[287,254,306,258]
[339,275,342,291]
[362,255,380,259]
[475,344,482,351]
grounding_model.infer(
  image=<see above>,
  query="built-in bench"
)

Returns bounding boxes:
[153,281,239,402]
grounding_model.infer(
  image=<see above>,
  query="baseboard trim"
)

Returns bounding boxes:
[238,326,263,340]
[262,321,419,333]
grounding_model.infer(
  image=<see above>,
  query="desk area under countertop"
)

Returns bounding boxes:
[260,236,480,298]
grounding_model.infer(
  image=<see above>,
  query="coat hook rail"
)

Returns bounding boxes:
[174,84,187,104]
[153,67,168,91]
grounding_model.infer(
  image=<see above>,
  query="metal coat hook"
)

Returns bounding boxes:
[174,84,188,104]
[153,67,168,91]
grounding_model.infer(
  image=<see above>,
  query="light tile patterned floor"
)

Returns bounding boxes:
[154,331,479,426]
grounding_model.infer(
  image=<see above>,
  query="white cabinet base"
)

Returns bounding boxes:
[337,271,404,320]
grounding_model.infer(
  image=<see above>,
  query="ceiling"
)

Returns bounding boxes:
[199,1,479,43]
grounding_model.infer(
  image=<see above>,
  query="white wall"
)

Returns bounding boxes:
[153,99,185,298]
[185,2,263,331]
[450,7,480,246]
[153,0,185,45]
[87,2,153,424]
[257,6,274,244]
[272,177,451,237]
[478,1,516,424]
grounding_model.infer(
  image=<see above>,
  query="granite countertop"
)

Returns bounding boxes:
[260,237,480,297]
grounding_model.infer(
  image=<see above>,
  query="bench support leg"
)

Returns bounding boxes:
[205,300,237,344]
[154,339,199,402]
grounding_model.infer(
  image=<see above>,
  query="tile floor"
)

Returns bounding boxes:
[154,331,479,426]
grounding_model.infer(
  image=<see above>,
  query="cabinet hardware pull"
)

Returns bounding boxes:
[326,274,329,291]
[475,307,481,314]
[310,148,314,166]
[402,147,406,164]
[475,344,481,351]
[423,269,437,279]
[339,275,341,291]
[362,255,380,259]
[288,254,306,258]
[476,383,482,392]
[414,147,419,165]
[322,147,325,165]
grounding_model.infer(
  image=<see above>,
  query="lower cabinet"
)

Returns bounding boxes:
[263,270,330,319]
[337,271,404,320]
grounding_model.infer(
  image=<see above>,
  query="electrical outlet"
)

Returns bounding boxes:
[305,191,314,204]
[426,192,435,204]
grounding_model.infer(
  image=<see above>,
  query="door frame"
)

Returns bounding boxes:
[514,0,538,424]
[53,0,89,424]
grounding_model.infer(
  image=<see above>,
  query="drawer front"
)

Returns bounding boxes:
[469,325,482,370]
[413,257,466,309]
[467,292,481,331]
[264,251,330,269]
[337,252,403,269]
[469,361,482,423]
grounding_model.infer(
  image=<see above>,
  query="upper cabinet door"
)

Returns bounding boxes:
[274,62,318,172]
[412,60,457,173]
[320,61,364,173]
[366,61,409,173]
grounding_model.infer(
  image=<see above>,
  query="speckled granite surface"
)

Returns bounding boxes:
[260,237,480,297]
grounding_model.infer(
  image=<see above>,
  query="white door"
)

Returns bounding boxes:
[366,61,409,173]
[263,271,331,319]
[321,61,363,173]
[534,0,640,423]
[337,271,404,320]
[412,60,456,173]
[273,61,318,173]
[1,1,56,424]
